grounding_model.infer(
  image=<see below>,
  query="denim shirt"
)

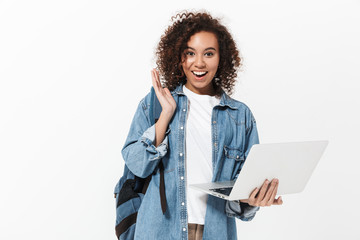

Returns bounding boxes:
[121,84,260,240]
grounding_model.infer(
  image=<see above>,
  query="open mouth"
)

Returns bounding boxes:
[192,71,208,78]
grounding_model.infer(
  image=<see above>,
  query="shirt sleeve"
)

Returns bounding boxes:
[225,109,260,221]
[225,200,260,221]
[121,96,170,178]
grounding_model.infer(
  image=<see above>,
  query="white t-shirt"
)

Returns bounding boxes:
[183,85,221,224]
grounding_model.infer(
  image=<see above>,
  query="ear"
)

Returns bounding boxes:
[177,62,184,75]
[179,59,185,72]
[180,55,185,65]
[179,64,184,76]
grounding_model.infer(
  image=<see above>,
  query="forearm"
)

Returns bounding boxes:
[122,124,169,178]
[155,111,173,147]
[121,96,170,178]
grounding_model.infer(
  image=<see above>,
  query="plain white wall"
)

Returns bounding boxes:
[0,0,359,239]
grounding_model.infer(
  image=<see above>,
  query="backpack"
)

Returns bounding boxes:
[114,87,167,240]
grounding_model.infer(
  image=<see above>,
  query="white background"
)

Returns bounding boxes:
[0,0,359,239]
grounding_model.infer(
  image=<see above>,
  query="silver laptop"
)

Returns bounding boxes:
[189,141,329,201]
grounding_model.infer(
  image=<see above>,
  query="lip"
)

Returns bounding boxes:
[191,71,208,81]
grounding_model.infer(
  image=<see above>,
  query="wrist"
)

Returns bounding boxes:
[159,110,174,122]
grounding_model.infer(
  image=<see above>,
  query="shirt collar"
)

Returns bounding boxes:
[173,84,238,110]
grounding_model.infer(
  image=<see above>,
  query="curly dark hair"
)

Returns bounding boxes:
[156,11,241,96]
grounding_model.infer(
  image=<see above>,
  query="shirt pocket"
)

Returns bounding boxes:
[224,146,245,180]
[224,146,245,161]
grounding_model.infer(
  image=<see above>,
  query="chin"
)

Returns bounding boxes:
[186,79,214,92]
[189,81,209,88]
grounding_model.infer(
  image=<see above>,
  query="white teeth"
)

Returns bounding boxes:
[192,71,207,76]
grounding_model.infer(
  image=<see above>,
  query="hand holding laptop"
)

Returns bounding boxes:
[239,178,283,207]
[190,141,328,202]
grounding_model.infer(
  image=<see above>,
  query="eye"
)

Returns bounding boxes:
[204,52,214,57]
[186,51,195,56]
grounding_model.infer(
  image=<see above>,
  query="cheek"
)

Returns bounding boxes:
[182,58,194,70]
[210,58,220,70]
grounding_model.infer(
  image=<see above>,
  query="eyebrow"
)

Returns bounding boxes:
[186,47,217,51]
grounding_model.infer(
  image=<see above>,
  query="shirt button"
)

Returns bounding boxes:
[181,202,185,206]
[236,155,240,159]
[183,109,186,112]
[183,227,186,232]
[180,176,184,180]
[179,153,183,157]
[213,121,216,124]
[180,126,184,130]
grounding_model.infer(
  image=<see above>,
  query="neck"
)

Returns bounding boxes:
[184,83,216,96]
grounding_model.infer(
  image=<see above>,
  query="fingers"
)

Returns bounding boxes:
[256,179,270,204]
[268,180,279,204]
[152,68,167,100]
[151,69,170,99]
[151,69,157,90]
[164,87,172,97]
[273,196,283,205]
[239,180,284,207]
[151,68,161,91]
[264,179,279,205]
[251,179,284,207]
[150,68,177,116]
[247,187,259,206]
[250,187,259,199]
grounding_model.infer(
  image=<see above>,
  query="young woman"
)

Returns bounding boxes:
[122,11,283,240]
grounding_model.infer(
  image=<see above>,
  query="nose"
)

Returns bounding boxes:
[194,55,205,68]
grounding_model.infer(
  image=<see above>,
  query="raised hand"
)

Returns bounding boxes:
[151,69,177,147]
[239,178,283,207]
[151,68,176,120]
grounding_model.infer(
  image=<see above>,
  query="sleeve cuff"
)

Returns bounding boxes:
[140,124,170,160]
[225,200,260,221]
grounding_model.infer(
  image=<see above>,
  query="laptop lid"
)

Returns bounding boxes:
[226,140,329,200]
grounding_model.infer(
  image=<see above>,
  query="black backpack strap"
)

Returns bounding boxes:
[115,212,137,238]
[149,87,167,214]
[159,161,167,214]
[141,175,152,194]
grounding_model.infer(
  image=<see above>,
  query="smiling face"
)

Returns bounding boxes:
[181,31,220,95]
